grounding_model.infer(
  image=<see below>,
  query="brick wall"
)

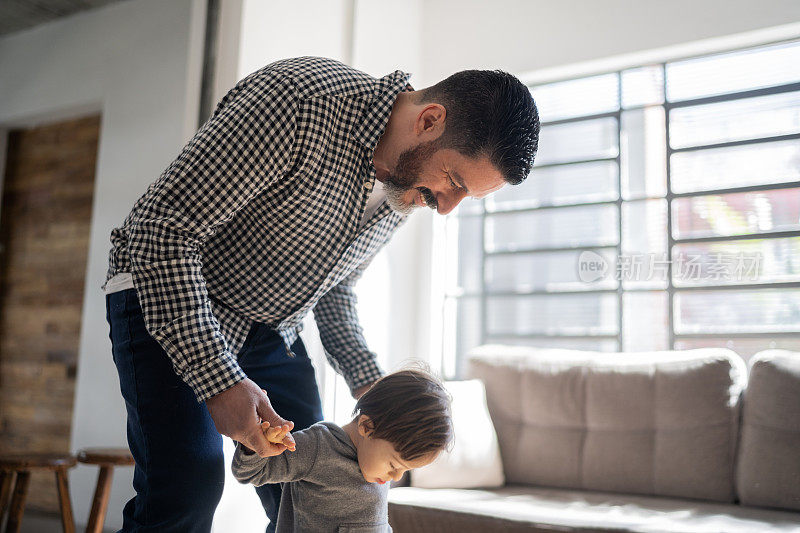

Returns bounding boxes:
[0,115,100,513]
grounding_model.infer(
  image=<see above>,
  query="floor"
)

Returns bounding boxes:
[7,437,267,532]
[14,511,114,533]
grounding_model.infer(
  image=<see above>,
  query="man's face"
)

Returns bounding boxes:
[381,140,506,216]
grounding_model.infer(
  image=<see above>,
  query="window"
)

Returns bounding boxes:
[440,39,800,376]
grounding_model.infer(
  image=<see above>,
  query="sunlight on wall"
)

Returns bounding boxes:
[313,249,392,427]
[211,437,268,533]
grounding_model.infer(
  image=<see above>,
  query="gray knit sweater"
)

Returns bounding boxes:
[232,421,392,533]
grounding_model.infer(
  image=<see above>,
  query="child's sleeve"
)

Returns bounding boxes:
[231,427,320,486]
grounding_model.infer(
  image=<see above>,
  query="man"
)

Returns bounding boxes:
[104,56,539,532]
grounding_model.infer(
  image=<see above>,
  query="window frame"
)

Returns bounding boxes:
[441,38,800,377]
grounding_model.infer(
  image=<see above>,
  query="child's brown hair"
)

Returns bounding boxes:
[352,367,453,462]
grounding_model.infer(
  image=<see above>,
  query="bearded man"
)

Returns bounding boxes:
[103,56,540,532]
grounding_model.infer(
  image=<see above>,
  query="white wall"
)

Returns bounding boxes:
[238,0,351,77]
[420,0,800,82]
[0,0,207,529]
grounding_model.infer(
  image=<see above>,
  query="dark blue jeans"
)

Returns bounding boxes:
[106,288,323,533]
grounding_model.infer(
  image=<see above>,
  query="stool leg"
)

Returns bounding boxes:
[54,467,75,533]
[85,466,113,533]
[5,471,29,533]
[0,471,14,528]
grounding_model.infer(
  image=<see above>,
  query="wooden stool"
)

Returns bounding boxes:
[0,453,77,533]
[77,448,134,533]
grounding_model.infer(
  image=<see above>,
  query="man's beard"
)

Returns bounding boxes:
[382,139,441,215]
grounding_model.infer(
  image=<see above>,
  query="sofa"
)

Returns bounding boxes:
[388,347,800,532]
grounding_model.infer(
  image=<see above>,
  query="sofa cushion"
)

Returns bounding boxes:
[467,346,746,503]
[736,349,800,512]
[388,485,800,533]
[411,379,505,489]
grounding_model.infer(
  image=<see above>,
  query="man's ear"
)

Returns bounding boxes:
[415,104,446,137]
[358,415,375,438]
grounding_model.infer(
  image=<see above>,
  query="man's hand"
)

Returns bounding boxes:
[205,378,296,457]
[353,381,376,400]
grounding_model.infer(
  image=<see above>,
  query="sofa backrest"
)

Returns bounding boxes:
[467,345,747,503]
[736,349,800,512]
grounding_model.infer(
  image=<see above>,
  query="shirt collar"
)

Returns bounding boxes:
[352,69,413,154]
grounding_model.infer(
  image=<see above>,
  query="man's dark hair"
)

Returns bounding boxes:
[353,367,453,462]
[416,69,540,185]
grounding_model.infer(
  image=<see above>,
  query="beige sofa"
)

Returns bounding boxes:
[388,347,800,532]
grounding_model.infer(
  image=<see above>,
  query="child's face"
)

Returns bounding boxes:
[355,417,439,484]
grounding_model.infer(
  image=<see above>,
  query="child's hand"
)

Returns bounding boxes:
[260,421,296,454]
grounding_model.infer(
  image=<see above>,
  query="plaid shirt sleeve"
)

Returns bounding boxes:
[313,253,385,393]
[126,71,298,402]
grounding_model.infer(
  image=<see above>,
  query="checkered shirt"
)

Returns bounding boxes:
[104,57,411,402]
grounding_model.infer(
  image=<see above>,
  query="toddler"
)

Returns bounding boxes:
[232,368,453,533]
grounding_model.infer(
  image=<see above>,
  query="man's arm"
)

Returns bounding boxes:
[313,254,385,397]
[125,68,298,453]
[127,71,297,401]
